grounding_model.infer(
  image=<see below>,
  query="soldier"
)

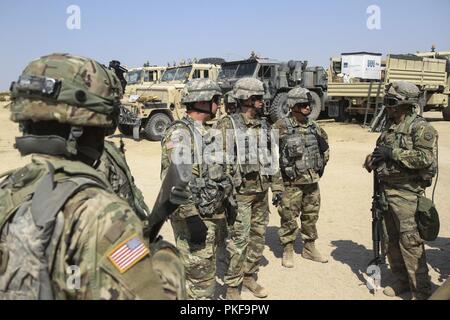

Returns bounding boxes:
[364,81,438,300]
[272,87,330,268]
[217,78,284,300]
[0,53,184,300]
[161,78,234,299]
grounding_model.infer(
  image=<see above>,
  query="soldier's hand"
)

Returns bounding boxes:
[272,192,283,207]
[363,154,374,173]
[372,146,393,165]
[186,215,208,245]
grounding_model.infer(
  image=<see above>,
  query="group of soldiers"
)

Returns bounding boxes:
[0,53,446,300]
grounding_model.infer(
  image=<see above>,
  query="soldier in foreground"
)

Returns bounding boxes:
[161,79,234,299]
[217,78,284,300]
[0,53,182,300]
[364,81,438,300]
[272,87,330,268]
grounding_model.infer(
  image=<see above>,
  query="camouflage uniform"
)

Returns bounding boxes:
[161,79,231,299]
[216,78,284,297]
[98,140,150,221]
[0,54,183,300]
[273,119,329,245]
[368,81,438,299]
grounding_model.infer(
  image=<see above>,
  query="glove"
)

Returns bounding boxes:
[371,146,393,165]
[185,215,208,245]
[272,192,283,207]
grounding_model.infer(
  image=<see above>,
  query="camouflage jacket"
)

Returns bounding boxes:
[273,117,330,185]
[161,115,229,220]
[98,140,150,221]
[0,155,169,300]
[216,113,284,195]
[375,113,438,188]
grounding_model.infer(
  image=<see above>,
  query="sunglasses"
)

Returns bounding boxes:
[384,96,399,107]
[251,95,264,102]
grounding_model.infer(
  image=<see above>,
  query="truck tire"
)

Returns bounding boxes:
[118,123,133,136]
[144,113,171,141]
[308,91,322,120]
[443,105,450,121]
[269,92,289,123]
[198,57,225,65]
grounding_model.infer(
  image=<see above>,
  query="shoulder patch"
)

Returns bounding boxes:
[107,234,150,273]
[424,132,434,141]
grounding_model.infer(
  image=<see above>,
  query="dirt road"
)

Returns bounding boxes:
[1,102,448,300]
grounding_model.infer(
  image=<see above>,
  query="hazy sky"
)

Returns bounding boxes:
[0,0,449,90]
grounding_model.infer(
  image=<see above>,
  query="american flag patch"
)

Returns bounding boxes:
[107,235,150,273]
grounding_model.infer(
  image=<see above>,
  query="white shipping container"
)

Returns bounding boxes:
[341,52,382,80]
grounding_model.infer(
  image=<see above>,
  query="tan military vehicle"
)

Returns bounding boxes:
[326,52,450,123]
[124,66,166,95]
[119,62,220,140]
[0,92,10,102]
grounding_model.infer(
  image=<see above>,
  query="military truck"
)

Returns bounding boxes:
[216,57,327,122]
[0,92,10,102]
[119,62,220,140]
[117,66,167,137]
[326,52,450,122]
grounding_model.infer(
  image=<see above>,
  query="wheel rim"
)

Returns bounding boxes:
[155,119,169,135]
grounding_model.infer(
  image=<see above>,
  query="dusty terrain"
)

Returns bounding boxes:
[1,101,449,300]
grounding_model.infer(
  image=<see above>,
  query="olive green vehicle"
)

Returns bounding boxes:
[327,52,450,123]
[118,63,220,140]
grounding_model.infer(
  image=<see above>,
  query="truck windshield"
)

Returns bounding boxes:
[127,70,142,84]
[219,62,257,79]
[161,66,193,82]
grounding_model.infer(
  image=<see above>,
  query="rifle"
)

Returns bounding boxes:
[108,60,128,92]
[369,171,384,267]
[145,161,192,242]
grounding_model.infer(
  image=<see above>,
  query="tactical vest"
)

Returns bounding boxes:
[228,113,273,177]
[0,156,110,300]
[102,141,150,220]
[279,118,323,181]
[172,117,232,218]
[376,114,438,185]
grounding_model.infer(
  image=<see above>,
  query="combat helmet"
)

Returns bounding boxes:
[232,77,265,101]
[9,53,122,156]
[287,87,313,109]
[384,81,420,108]
[181,79,222,104]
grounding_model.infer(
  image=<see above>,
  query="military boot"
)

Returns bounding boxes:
[383,280,410,297]
[225,286,242,300]
[282,243,294,268]
[301,240,328,263]
[243,275,268,298]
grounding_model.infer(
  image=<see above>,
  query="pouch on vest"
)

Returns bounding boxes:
[415,195,439,241]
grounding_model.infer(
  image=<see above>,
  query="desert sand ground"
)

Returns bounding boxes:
[1,101,449,300]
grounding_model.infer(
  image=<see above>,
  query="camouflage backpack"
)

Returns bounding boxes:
[0,156,111,299]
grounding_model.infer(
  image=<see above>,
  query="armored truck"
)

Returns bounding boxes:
[217,57,327,123]
[327,52,450,122]
[119,63,220,140]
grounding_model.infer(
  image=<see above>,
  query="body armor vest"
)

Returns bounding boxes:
[173,117,232,218]
[280,118,323,181]
[228,113,273,177]
[0,156,110,299]
[376,114,437,185]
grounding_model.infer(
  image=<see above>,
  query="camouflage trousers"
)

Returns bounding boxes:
[277,183,320,246]
[382,185,431,298]
[224,192,269,287]
[171,217,227,299]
